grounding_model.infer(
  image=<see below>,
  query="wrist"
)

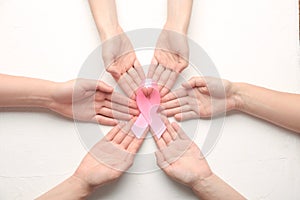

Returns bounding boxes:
[68,175,93,198]
[231,82,245,111]
[25,80,56,109]
[191,173,216,194]
[164,22,188,35]
[40,81,58,110]
[99,24,123,41]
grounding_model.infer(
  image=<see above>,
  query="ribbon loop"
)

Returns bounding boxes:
[131,79,166,138]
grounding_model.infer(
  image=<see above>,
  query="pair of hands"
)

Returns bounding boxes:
[161,76,241,121]
[48,79,139,126]
[73,119,212,192]
[102,28,189,98]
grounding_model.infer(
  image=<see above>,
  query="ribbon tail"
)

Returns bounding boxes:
[149,105,166,139]
[131,114,148,139]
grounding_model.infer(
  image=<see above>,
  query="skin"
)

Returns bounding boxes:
[38,120,245,199]
[162,76,300,133]
[37,119,147,200]
[0,74,139,125]
[148,0,193,97]
[153,121,245,200]
[88,0,145,99]
[88,0,194,98]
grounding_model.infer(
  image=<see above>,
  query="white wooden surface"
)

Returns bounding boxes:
[0,0,299,199]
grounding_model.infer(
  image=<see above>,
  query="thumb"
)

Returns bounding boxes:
[182,77,206,89]
[97,81,113,93]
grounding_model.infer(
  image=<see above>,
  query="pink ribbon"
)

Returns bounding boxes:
[131,79,166,138]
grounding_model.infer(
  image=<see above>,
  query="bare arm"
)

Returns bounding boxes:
[148,0,193,97]
[37,176,91,200]
[154,120,245,200]
[0,74,55,108]
[192,174,245,200]
[88,0,145,98]
[162,76,300,133]
[234,83,300,133]
[0,74,138,125]
[164,0,193,34]
[88,0,122,41]
[37,120,146,199]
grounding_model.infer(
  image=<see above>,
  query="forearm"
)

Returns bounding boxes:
[0,74,55,108]
[88,0,123,41]
[192,174,245,200]
[164,0,193,34]
[233,82,300,133]
[37,176,92,200]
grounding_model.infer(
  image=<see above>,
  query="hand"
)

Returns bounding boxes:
[102,30,145,99]
[73,119,147,189]
[153,120,212,187]
[48,79,139,125]
[148,29,189,97]
[161,76,240,121]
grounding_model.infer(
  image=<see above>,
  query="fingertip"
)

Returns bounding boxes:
[131,116,138,123]
[199,87,209,93]
[131,109,140,116]
[130,93,136,100]
[128,99,138,108]
[160,87,170,97]
[181,82,189,88]
[171,121,180,131]
[134,59,141,68]
[96,81,112,92]
[147,88,154,97]
[151,57,158,65]
[161,96,168,102]
[174,114,182,122]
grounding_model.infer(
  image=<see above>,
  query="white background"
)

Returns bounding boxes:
[0,0,299,199]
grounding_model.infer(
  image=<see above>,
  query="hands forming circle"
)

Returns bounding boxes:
[70,30,232,191]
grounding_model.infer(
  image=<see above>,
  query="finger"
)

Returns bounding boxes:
[105,122,126,141]
[157,68,171,91]
[97,81,113,93]
[109,92,137,108]
[105,100,139,116]
[166,121,178,140]
[161,127,173,145]
[93,115,118,126]
[128,67,142,86]
[160,86,170,98]
[174,111,199,121]
[134,59,146,80]
[123,73,139,93]
[171,122,190,140]
[161,71,178,96]
[162,121,179,145]
[182,76,206,88]
[161,88,187,102]
[159,116,174,144]
[147,58,158,78]
[162,105,192,118]
[127,127,148,153]
[151,128,167,150]
[113,119,135,144]
[142,87,153,97]
[161,96,189,110]
[118,75,135,99]
[96,106,133,120]
[199,87,209,94]
[120,131,135,150]
[152,64,165,82]
[155,151,169,169]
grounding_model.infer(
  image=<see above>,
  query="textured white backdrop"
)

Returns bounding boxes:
[0,0,299,199]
